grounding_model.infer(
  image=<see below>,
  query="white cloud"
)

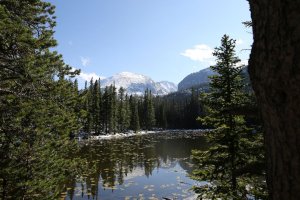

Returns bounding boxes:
[238,59,248,66]
[80,72,99,81]
[181,44,214,62]
[80,57,91,67]
[236,39,244,46]
[71,67,105,81]
[79,72,105,81]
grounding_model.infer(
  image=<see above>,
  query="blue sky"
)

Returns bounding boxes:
[49,0,252,84]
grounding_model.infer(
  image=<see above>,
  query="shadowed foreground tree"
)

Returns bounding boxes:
[192,35,267,199]
[248,0,300,199]
[0,1,89,199]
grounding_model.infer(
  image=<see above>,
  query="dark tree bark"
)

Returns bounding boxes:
[248,0,300,199]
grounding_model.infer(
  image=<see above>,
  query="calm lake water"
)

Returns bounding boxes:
[64,131,208,200]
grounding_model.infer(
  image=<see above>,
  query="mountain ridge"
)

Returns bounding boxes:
[178,66,249,91]
[100,72,177,96]
[178,67,216,91]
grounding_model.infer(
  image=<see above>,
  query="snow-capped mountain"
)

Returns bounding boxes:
[100,72,177,96]
[156,81,178,95]
[178,66,249,91]
[178,67,216,91]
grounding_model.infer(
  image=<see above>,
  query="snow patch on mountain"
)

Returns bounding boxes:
[156,81,177,95]
[100,72,177,96]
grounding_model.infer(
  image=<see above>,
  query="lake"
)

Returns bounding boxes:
[63,131,208,200]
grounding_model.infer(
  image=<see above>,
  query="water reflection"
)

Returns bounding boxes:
[65,132,207,200]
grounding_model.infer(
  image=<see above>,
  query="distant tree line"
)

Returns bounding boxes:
[70,79,207,136]
[74,80,154,134]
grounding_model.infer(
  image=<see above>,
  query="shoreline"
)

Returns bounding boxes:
[78,129,211,141]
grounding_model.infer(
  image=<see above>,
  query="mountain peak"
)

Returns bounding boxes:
[115,71,146,78]
[178,67,215,91]
[178,66,249,91]
[101,72,177,96]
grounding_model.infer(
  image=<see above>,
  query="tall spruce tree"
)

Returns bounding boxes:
[86,78,94,134]
[117,87,125,132]
[108,85,117,133]
[192,35,267,199]
[101,85,118,134]
[117,87,131,132]
[143,89,156,130]
[82,81,90,133]
[124,94,131,131]
[129,95,140,133]
[0,1,85,199]
[102,86,110,134]
[92,79,101,134]
[184,88,201,128]
[158,103,167,129]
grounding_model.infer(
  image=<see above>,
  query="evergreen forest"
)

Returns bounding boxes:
[1,0,299,199]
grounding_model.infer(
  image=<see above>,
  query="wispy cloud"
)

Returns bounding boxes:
[80,57,91,67]
[181,44,214,62]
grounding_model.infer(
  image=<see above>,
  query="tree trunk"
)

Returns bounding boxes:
[248,0,300,199]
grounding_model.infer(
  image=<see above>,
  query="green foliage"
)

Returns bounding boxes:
[77,78,208,133]
[155,101,168,129]
[192,35,267,199]
[129,95,140,132]
[153,89,206,130]
[143,89,156,130]
[78,84,166,133]
[0,1,89,199]
[101,85,118,134]
[117,88,131,132]
[92,79,101,134]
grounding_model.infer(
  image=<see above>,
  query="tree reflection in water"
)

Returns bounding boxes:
[65,132,208,200]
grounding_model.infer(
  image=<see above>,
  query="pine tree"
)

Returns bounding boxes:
[92,79,101,135]
[86,79,94,133]
[192,35,267,199]
[129,95,140,133]
[124,94,131,131]
[184,88,201,128]
[143,89,156,130]
[82,81,90,133]
[117,87,125,132]
[154,97,168,129]
[159,103,168,129]
[108,85,117,133]
[0,1,85,198]
[117,88,131,132]
[102,85,118,134]
[97,79,102,133]
[102,87,110,134]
